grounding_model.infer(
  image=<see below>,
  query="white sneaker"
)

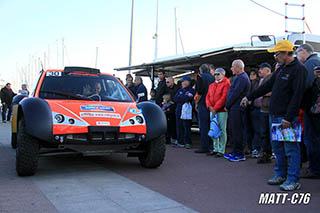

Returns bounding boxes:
[252,149,259,158]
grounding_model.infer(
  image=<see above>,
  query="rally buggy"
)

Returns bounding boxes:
[11,67,167,176]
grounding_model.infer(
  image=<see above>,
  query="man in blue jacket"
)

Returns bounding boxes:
[134,76,148,103]
[224,59,250,162]
[241,40,307,191]
[174,76,195,148]
[296,43,320,178]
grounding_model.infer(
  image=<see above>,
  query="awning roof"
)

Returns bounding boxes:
[114,45,275,77]
[114,33,320,77]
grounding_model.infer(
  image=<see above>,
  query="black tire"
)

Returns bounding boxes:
[139,134,166,168]
[11,133,17,149]
[16,118,39,176]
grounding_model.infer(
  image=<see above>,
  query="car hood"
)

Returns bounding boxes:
[46,100,146,134]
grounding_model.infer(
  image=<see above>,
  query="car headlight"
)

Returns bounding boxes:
[129,119,135,125]
[136,116,144,124]
[55,114,65,123]
[68,118,75,124]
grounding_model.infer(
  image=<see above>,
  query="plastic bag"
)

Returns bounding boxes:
[208,113,222,139]
[180,102,192,120]
[271,122,302,142]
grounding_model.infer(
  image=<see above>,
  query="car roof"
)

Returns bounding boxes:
[43,69,114,77]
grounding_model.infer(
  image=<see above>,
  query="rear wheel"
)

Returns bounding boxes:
[11,133,17,149]
[139,134,166,168]
[16,118,39,176]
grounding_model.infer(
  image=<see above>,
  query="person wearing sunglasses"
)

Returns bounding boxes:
[164,77,180,145]
[241,40,307,191]
[206,68,231,157]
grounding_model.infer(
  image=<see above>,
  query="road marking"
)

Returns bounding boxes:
[1,122,197,213]
[31,158,197,213]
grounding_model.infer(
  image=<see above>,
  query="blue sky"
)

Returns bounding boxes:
[0,0,319,89]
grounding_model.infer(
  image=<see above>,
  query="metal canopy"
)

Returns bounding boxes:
[114,33,320,77]
[114,46,275,77]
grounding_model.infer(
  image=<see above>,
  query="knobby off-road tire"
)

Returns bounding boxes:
[11,133,17,149]
[16,118,39,176]
[139,134,166,168]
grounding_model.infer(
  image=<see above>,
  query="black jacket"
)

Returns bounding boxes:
[165,84,180,101]
[0,87,15,105]
[302,78,320,113]
[196,72,215,106]
[155,79,167,105]
[248,58,307,122]
[302,78,320,133]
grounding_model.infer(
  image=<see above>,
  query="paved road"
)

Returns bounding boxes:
[0,123,319,213]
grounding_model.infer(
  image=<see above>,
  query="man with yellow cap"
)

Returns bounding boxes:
[240,40,307,191]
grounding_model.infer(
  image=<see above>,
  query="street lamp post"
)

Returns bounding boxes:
[128,0,135,73]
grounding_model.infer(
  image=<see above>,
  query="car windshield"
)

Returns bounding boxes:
[39,72,133,102]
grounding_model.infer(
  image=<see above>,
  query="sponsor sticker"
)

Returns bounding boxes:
[129,108,142,114]
[96,121,111,126]
[80,112,121,119]
[81,105,114,112]
[46,71,62,77]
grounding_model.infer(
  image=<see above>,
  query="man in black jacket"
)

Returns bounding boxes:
[241,40,307,191]
[125,74,136,97]
[165,77,180,100]
[165,77,180,144]
[1,83,16,123]
[155,70,167,106]
[194,64,215,153]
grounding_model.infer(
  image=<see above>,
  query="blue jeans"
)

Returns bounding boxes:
[198,104,210,150]
[260,111,272,154]
[270,116,300,182]
[250,108,262,151]
[303,113,320,175]
[2,103,12,121]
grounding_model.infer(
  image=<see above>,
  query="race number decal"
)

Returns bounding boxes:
[46,72,62,77]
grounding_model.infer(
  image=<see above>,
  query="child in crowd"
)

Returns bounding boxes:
[149,89,157,104]
[162,94,176,144]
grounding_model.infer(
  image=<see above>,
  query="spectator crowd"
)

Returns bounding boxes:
[122,40,320,192]
[1,40,320,192]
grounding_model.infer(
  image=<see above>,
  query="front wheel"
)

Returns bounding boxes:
[11,133,17,149]
[16,118,39,176]
[139,135,166,168]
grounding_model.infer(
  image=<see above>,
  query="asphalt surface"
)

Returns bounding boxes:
[1,122,319,213]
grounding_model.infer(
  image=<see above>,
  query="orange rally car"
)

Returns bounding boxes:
[11,67,167,176]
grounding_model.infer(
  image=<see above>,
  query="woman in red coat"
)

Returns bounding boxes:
[206,68,231,157]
